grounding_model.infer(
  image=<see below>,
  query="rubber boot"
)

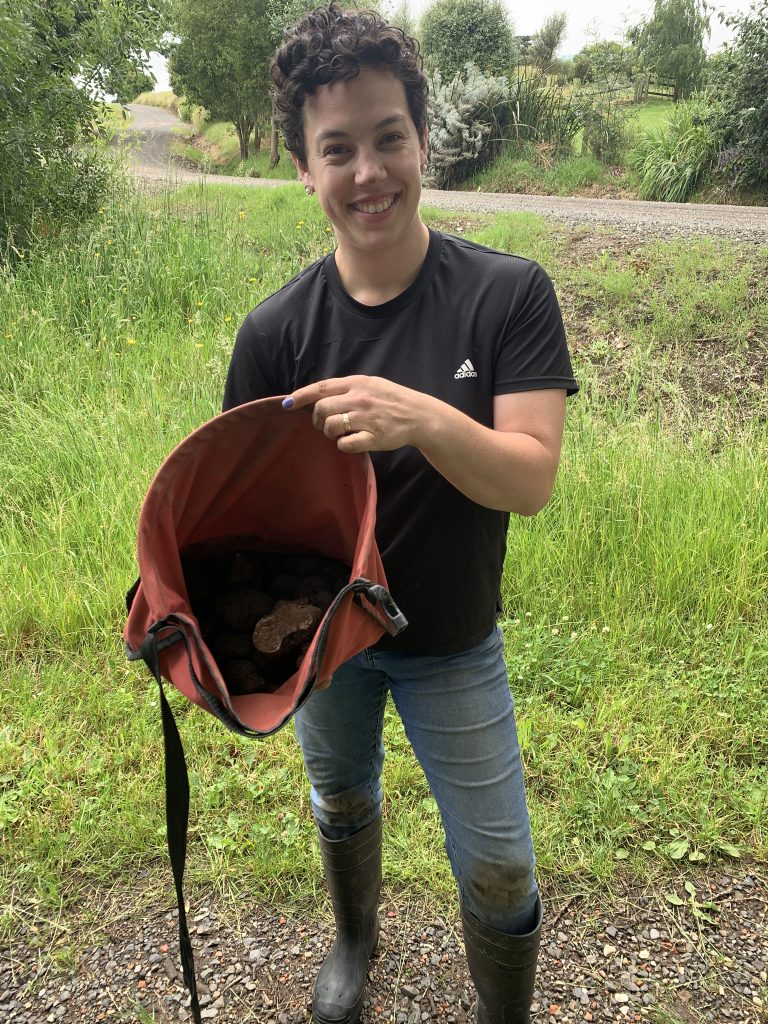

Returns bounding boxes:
[462,895,543,1024]
[312,815,381,1024]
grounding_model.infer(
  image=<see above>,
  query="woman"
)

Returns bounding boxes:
[223,5,578,1022]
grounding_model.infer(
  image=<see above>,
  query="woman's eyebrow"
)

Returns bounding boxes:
[315,114,407,147]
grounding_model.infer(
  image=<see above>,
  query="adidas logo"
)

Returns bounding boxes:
[454,358,478,379]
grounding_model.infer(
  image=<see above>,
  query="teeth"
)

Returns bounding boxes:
[356,195,395,214]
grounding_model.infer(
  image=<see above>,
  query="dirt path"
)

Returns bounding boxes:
[121,104,768,244]
[2,870,766,1023]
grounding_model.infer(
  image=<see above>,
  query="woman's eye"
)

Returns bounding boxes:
[381,133,403,144]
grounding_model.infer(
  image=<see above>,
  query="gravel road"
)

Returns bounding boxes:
[121,103,768,244]
[2,870,766,1024]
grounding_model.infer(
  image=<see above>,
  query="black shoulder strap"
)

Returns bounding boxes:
[141,630,202,1024]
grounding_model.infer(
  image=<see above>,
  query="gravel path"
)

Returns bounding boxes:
[131,163,768,244]
[2,870,766,1023]
[121,104,768,245]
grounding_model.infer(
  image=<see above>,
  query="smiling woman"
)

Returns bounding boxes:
[289,68,429,299]
[222,4,577,1024]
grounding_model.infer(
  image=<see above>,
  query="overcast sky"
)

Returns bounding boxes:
[147,0,754,92]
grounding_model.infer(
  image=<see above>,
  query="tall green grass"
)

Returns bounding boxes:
[461,142,620,195]
[632,99,720,202]
[1,185,766,932]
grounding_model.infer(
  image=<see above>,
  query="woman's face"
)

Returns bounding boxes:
[291,66,428,261]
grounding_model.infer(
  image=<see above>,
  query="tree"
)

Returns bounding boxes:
[386,0,419,39]
[0,0,166,254]
[168,0,275,162]
[419,0,515,80]
[629,0,709,101]
[711,0,768,186]
[573,40,634,83]
[529,11,568,74]
[103,63,156,104]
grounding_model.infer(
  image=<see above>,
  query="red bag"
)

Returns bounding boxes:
[124,397,406,1022]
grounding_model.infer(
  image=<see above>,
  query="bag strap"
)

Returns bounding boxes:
[141,628,202,1024]
[131,577,406,1022]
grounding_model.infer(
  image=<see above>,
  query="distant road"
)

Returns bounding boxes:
[119,103,188,173]
[122,103,768,243]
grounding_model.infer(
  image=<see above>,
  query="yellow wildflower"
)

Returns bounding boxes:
[248,277,257,283]
[224,315,232,323]
[106,239,113,245]
[195,343,203,349]
[127,338,136,345]
[196,301,204,307]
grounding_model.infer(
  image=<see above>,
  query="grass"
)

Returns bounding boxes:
[132,90,181,113]
[1,184,766,938]
[170,119,300,180]
[459,98,767,204]
[459,142,626,196]
[626,98,675,136]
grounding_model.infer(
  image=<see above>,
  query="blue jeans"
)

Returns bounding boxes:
[294,627,538,934]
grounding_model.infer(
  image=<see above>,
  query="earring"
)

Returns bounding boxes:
[304,184,315,196]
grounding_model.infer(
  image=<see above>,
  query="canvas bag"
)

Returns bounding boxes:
[124,396,406,1023]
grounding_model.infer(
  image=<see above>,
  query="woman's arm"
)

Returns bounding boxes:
[283,376,566,515]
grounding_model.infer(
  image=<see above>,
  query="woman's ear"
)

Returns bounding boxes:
[291,151,313,190]
[419,127,429,170]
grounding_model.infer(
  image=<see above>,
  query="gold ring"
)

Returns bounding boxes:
[342,411,352,434]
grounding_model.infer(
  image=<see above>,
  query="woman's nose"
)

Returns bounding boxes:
[354,147,387,184]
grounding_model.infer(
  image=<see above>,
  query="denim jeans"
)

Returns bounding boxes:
[294,626,538,934]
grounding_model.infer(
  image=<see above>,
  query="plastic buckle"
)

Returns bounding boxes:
[357,582,408,636]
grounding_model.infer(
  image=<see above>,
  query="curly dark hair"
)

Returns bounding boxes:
[271,2,428,164]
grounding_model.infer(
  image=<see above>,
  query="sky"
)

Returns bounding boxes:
[147,0,754,92]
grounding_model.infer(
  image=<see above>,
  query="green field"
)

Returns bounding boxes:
[1,183,766,939]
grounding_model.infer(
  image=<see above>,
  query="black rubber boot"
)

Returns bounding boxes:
[462,895,543,1024]
[312,815,381,1024]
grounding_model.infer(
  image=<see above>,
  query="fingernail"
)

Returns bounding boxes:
[282,396,294,409]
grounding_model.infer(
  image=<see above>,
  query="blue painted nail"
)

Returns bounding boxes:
[282,396,294,409]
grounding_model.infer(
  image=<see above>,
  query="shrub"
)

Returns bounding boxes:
[420,0,515,80]
[577,84,631,163]
[425,63,512,188]
[631,96,720,201]
[508,69,581,157]
[710,0,768,187]
[0,0,162,255]
[178,100,210,131]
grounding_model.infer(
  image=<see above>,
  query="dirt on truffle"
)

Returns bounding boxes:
[181,548,350,695]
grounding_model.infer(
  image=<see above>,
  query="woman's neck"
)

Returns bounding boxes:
[334,220,430,306]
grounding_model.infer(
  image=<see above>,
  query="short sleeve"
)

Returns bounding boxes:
[493,262,578,397]
[222,313,286,411]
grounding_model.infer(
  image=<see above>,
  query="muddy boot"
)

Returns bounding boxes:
[312,815,381,1024]
[462,895,543,1024]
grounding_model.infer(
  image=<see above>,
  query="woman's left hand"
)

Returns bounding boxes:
[283,375,435,453]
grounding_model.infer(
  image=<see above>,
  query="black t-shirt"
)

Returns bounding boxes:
[223,228,577,655]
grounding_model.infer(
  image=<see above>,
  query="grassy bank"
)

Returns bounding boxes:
[170,119,299,180]
[1,184,766,935]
